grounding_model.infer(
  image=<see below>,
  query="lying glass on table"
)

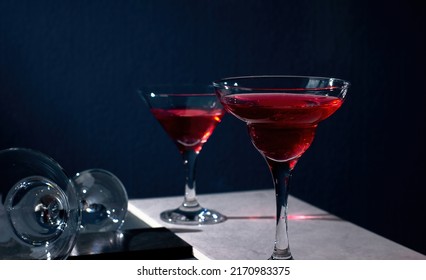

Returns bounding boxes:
[0,148,80,259]
[0,147,128,259]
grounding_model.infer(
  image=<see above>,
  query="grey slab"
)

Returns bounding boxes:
[129,190,425,260]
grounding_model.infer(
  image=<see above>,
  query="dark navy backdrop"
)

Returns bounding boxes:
[1,0,425,255]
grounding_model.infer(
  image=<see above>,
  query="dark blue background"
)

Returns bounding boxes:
[1,0,425,255]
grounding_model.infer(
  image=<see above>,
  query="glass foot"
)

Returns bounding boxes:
[269,255,294,260]
[269,248,293,260]
[160,207,227,225]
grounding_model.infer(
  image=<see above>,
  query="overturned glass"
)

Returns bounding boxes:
[0,148,128,259]
[73,168,128,233]
[0,148,80,259]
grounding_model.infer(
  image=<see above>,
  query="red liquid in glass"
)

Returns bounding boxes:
[221,93,343,161]
[151,108,224,153]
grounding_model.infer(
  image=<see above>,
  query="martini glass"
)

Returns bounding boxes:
[73,168,128,233]
[140,85,227,225]
[213,76,349,259]
[0,147,80,260]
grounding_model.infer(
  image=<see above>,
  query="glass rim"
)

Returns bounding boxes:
[138,83,215,95]
[212,75,351,91]
[141,92,217,98]
[0,147,68,173]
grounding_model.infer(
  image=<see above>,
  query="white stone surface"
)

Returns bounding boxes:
[129,190,425,260]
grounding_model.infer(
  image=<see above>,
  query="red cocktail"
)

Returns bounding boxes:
[150,108,224,154]
[221,93,343,163]
[140,88,226,225]
[214,76,349,259]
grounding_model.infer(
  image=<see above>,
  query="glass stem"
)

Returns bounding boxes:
[266,158,296,260]
[180,150,201,210]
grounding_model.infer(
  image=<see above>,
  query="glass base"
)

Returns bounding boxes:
[269,255,294,260]
[160,206,227,225]
[269,248,293,260]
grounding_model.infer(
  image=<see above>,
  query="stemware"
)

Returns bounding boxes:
[0,148,80,260]
[213,75,349,259]
[73,168,128,233]
[139,85,227,225]
[0,147,128,259]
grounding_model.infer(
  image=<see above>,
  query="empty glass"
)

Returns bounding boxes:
[0,147,129,259]
[73,168,128,233]
[0,148,80,260]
